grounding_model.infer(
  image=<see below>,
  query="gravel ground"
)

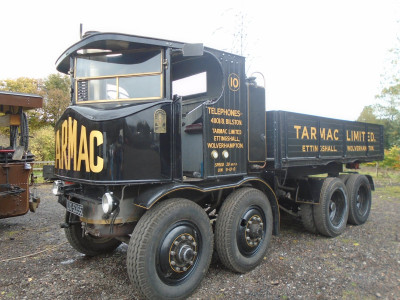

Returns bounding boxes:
[0,181,399,300]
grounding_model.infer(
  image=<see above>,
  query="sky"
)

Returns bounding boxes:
[0,0,399,121]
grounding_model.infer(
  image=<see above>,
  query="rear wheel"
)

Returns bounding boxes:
[313,178,349,237]
[127,198,213,300]
[299,204,317,234]
[64,212,121,256]
[215,188,273,273]
[346,174,372,225]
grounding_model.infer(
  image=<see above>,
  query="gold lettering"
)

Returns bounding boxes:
[61,120,68,170]
[310,127,317,140]
[320,128,326,140]
[294,125,301,139]
[89,130,104,173]
[55,130,61,168]
[326,129,333,141]
[301,126,309,139]
[77,125,90,172]
[68,117,78,171]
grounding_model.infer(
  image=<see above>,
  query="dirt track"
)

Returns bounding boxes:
[0,183,399,299]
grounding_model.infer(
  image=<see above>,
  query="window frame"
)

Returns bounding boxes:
[73,48,164,104]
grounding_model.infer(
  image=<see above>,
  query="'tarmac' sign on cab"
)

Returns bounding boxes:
[55,117,104,173]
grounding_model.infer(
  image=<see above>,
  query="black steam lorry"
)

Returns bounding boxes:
[52,32,384,299]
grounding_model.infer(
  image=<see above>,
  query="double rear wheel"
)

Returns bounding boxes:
[215,188,273,273]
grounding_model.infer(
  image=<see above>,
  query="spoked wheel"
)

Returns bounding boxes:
[313,178,349,237]
[215,188,273,273]
[64,212,121,256]
[127,198,213,300]
[346,174,372,225]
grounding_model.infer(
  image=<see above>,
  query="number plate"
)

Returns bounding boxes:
[66,200,83,217]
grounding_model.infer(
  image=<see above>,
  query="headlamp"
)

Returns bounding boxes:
[102,192,119,214]
[52,180,63,196]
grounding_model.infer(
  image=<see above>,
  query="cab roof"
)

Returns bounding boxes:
[56,32,191,74]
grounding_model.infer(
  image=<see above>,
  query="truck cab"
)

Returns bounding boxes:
[53,32,382,300]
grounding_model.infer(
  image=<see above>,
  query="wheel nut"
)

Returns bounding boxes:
[183,267,187,271]
[193,251,197,256]
[246,228,250,232]
[171,261,176,266]
[181,235,186,240]
[260,222,263,226]
[176,267,180,272]
[188,236,193,240]
[246,236,250,241]
[248,221,253,225]
[192,242,197,246]
[174,241,179,246]
[170,251,176,256]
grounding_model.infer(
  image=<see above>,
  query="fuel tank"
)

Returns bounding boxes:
[54,101,172,184]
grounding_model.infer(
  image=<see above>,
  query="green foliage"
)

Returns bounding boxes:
[380,146,400,169]
[0,77,45,95]
[30,126,55,161]
[0,74,70,129]
[357,105,378,123]
[358,38,400,149]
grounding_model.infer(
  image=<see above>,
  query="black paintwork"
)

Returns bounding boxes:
[266,110,384,170]
[55,101,172,184]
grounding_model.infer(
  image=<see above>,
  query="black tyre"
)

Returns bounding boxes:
[64,213,121,256]
[299,204,317,234]
[215,188,273,273]
[313,178,349,237]
[339,174,351,184]
[127,198,213,300]
[346,174,372,225]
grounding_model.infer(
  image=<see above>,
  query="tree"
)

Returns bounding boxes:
[0,74,71,128]
[357,105,378,123]
[42,74,70,126]
[358,29,400,148]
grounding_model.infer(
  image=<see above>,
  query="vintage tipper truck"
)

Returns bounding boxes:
[52,32,384,299]
[0,91,42,219]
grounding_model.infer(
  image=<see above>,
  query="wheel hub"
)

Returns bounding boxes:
[169,233,197,273]
[246,215,263,246]
[236,206,266,257]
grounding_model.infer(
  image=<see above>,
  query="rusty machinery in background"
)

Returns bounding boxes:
[0,91,43,219]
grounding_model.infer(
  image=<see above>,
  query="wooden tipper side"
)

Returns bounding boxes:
[266,111,384,170]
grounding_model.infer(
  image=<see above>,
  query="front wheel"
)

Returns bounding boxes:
[64,212,121,256]
[127,198,213,300]
[215,188,273,273]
